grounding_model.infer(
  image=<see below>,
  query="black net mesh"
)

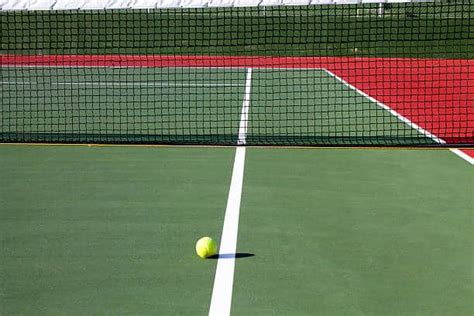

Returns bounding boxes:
[1,2,473,146]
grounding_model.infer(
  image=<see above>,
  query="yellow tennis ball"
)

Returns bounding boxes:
[195,237,218,259]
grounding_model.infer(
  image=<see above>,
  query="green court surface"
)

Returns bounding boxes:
[0,146,233,314]
[1,145,472,315]
[234,148,473,315]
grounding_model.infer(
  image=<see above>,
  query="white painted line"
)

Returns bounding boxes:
[0,81,242,87]
[209,146,246,316]
[450,149,474,165]
[237,68,252,145]
[209,68,252,316]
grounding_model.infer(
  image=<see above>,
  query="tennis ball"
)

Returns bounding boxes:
[195,237,218,259]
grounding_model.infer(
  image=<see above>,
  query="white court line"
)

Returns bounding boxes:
[322,69,473,165]
[450,149,474,165]
[209,68,252,316]
[237,69,252,145]
[0,81,242,87]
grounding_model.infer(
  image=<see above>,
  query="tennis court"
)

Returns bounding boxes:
[2,63,473,314]
[1,0,473,315]
[1,145,472,314]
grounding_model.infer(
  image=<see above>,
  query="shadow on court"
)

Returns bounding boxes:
[209,253,255,259]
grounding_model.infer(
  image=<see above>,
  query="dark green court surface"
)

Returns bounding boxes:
[234,148,473,315]
[0,145,472,315]
[0,146,232,314]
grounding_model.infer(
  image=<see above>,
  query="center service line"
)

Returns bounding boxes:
[209,68,252,316]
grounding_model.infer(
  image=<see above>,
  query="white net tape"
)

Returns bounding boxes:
[0,0,436,11]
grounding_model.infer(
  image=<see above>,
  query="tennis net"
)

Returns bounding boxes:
[1,0,473,146]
